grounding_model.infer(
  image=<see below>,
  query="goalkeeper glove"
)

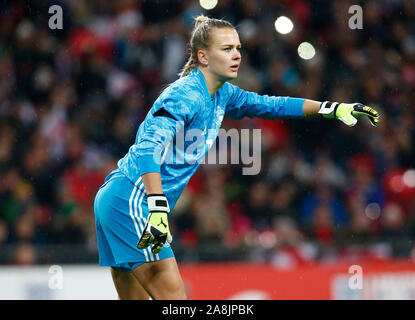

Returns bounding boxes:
[318,101,380,127]
[137,194,172,254]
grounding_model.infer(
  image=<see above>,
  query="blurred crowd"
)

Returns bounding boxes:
[0,0,415,267]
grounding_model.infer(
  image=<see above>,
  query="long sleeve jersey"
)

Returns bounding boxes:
[116,68,305,210]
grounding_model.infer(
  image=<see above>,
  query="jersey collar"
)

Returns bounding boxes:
[191,68,211,100]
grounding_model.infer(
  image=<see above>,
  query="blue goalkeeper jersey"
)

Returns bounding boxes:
[116,68,305,210]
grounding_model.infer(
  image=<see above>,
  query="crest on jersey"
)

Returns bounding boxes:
[215,107,225,127]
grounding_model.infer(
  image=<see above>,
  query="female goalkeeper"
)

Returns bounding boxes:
[94,15,379,300]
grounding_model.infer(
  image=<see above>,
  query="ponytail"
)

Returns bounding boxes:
[179,55,198,78]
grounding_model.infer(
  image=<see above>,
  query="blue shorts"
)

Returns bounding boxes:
[94,170,174,272]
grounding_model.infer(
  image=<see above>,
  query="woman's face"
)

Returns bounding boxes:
[200,28,242,81]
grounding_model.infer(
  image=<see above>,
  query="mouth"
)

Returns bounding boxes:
[230,65,239,72]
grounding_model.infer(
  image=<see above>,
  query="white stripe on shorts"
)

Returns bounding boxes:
[129,177,150,262]
[137,185,161,261]
[131,177,162,262]
[135,182,155,261]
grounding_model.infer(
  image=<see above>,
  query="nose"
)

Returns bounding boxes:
[233,49,241,60]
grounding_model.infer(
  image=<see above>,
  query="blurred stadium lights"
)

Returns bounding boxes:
[365,202,381,220]
[200,0,218,10]
[298,42,316,60]
[274,16,294,34]
[389,174,405,193]
[403,169,415,188]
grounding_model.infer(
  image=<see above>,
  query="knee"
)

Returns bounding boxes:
[160,276,187,300]
[171,280,187,300]
[133,259,187,300]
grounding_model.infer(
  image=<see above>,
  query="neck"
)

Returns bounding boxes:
[199,68,226,97]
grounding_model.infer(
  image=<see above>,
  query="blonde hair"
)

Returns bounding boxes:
[179,15,235,78]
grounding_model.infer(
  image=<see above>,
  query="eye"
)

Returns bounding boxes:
[223,47,231,52]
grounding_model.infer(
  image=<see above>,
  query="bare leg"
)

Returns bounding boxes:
[111,267,150,300]
[132,257,187,300]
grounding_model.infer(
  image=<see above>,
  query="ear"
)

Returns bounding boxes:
[197,49,208,66]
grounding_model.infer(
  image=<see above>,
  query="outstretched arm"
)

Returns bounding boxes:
[224,82,380,126]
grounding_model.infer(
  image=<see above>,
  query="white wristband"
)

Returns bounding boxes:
[318,101,339,118]
[147,194,170,213]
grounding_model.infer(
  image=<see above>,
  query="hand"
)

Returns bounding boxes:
[137,194,172,254]
[318,101,380,127]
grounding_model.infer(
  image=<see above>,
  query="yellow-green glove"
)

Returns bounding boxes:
[318,101,380,127]
[137,194,172,254]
